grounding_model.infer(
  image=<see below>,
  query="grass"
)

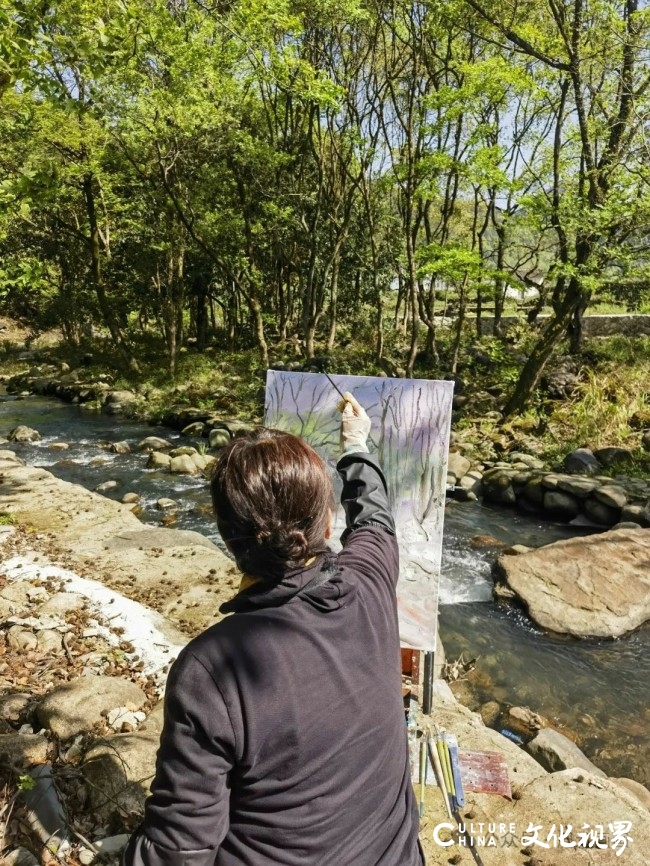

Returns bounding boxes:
[0,513,15,525]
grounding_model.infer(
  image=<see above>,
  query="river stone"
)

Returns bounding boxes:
[48,442,69,451]
[169,446,197,458]
[543,490,579,519]
[94,479,120,493]
[209,428,231,449]
[482,468,517,505]
[508,452,545,470]
[643,430,650,451]
[621,502,650,527]
[83,729,160,818]
[527,728,606,777]
[170,454,199,475]
[493,528,650,637]
[556,476,599,498]
[108,441,131,454]
[156,498,177,510]
[181,422,206,437]
[121,492,140,504]
[191,453,208,471]
[36,675,146,739]
[104,390,137,406]
[7,425,41,443]
[593,484,627,509]
[593,446,632,467]
[522,475,545,507]
[446,452,471,483]
[146,450,171,470]
[138,436,172,451]
[0,733,50,767]
[583,496,620,526]
[563,448,601,475]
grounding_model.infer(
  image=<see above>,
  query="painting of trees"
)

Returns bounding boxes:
[265,371,454,649]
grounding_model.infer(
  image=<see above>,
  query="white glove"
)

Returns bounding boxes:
[339,391,371,454]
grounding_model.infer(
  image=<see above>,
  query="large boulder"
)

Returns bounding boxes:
[170,454,199,475]
[493,527,650,637]
[526,728,606,777]
[446,452,471,484]
[36,675,147,739]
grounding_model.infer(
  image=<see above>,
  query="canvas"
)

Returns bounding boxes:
[264,371,454,650]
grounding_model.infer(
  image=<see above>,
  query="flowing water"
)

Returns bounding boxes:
[1,394,648,785]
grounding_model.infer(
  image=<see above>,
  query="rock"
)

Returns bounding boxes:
[583,496,620,526]
[103,390,137,414]
[0,733,50,766]
[94,479,120,493]
[446,452,471,483]
[38,592,85,617]
[593,447,632,467]
[191,453,208,472]
[629,410,650,430]
[501,544,531,555]
[610,777,650,811]
[493,528,650,637]
[469,534,508,550]
[108,441,131,454]
[479,701,501,727]
[482,468,517,505]
[48,442,69,451]
[7,626,38,651]
[522,475,545,507]
[138,436,172,451]
[181,422,206,437]
[563,448,601,475]
[83,730,160,818]
[170,454,199,475]
[2,847,40,866]
[106,706,146,731]
[593,484,627,510]
[121,492,140,504]
[7,425,41,443]
[37,629,63,653]
[209,428,231,449]
[79,834,131,864]
[169,446,197,457]
[36,675,147,739]
[621,502,650,527]
[504,706,547,739]
[556,476,599,498]
[543,490,580,519]
[0,693,32,721]
[642,430,650,451]
[508,452,545,470]
[146,450,171,470]
[526,728,606,776]
[156,498,177,510]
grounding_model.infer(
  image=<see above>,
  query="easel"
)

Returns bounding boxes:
[401,648,435,715]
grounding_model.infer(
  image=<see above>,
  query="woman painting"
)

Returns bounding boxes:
[123,393,422,865]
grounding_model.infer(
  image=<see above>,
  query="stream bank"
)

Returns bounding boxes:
[0,450,648,866]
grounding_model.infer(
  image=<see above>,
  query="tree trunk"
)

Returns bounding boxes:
[82,174,139,373]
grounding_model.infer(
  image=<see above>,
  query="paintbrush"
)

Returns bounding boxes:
[426,730,453,820]
[324,371,347,402]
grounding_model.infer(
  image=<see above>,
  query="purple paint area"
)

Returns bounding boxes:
[264,371,454,650]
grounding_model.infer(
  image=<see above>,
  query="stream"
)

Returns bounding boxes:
[1,393,648,785]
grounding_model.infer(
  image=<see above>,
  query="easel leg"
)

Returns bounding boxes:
[422,650,435,715]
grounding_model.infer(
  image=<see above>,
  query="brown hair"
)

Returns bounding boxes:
[210,428,334,580]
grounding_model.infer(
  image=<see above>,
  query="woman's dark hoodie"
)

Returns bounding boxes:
[122,451,422,866]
